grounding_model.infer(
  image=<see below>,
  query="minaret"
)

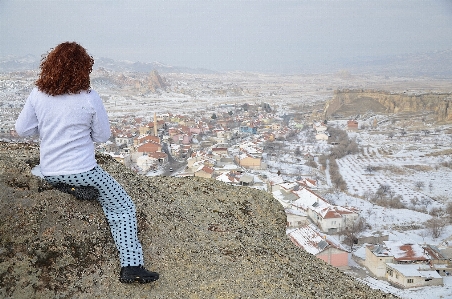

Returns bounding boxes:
[154,112,158,137]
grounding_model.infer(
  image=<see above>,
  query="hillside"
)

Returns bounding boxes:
[0,142,396,299]
[325,89,452,122]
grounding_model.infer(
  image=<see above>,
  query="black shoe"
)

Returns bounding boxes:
[119,265,159,283]
[53,183,99,200]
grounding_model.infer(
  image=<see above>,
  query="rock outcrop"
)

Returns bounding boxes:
[148,70,167,92]
[0,142,397,299]
[325,89,452,122]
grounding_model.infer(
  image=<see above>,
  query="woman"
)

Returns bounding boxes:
[15,42,159,284]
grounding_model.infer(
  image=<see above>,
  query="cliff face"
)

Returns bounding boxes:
[0,142,396,299]
[325,89,452,122]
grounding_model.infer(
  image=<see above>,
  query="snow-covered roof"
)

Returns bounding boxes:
[383,241,429,262]
[285,208,307,217]
[287,224,328,255]
[292,188,357,219]
[287,224,347,255]
[386,263,442,279]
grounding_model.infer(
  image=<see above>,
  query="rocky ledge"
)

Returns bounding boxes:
[0,142,397,298]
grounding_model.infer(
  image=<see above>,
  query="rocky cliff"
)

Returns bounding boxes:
[0,142,396,299]
[325,89,452,122]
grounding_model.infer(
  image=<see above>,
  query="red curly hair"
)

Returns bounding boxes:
[36,42,94,96]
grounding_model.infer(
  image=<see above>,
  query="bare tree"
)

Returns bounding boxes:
[446,202,452,223]
[425,217,447,239]
[378,184,391,194]
[364,165,376,175]
[419,229,429,243]
[430,207,446,217]
[414,181,425,191]
[340,218,368,251]
[410,196,419,207]
[422,129,430,136]
[400,128,407,137]
[363,190,373,202]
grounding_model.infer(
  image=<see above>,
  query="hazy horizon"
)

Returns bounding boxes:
[1,0,452,73]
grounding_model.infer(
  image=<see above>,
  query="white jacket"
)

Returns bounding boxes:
[15,87,111,176]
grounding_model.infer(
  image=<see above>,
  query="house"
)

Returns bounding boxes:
[422,244,452,276]
[235,153,263,170]
[385,263,443,288]
[291,188,359,234]
[364,241,430,278]
[364,244,395,278]
[313,122,327,133]
[211,147,229,157]
[115,134,134,146]
[272,188,299,208]
[288,224,350,268]
[194,165,214,179]
[315,132,329,141]
[147,152,168,164]
[239,174,254,186]
[137,142,161,154]
[297,178,318,190]
[240,125,257,134]
[134,135,160,147]
[285,209,308,228]
[347,120,358,131]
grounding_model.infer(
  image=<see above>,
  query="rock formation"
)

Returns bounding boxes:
[0,142,396,298]
[148,70,167,92]
[325,89,452,122]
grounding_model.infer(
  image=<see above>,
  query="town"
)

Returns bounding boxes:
[2,67,452,297]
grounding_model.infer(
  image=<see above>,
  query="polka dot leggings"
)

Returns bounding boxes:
[44,165,144,267]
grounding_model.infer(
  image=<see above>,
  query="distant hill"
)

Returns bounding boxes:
[0,55,40,71]
[1,49,452,77]
[93,57,217,74]
[0,55,215,74]
[344,49,452,78]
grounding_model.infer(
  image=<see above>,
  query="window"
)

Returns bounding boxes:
[386,269,393,276]
[407,279,413,283]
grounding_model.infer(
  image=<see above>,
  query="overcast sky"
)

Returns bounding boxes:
[1,0,452,72]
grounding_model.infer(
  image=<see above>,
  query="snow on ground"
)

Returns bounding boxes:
[354,276,452,299]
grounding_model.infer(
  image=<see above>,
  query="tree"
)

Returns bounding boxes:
[422,129,430,136]
[228,111,233,116]
[211,113,217,119]
[446,202,452,223]
[363,190,373,202]
[340,218,368,251]
[364,165,376,175]
[414,181,425,191]
[425,217,447,238]
[378,184,391,194]
[294,146,302,156]
[400,129,407,136]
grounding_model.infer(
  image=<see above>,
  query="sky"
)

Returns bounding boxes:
[1,0,452,72]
